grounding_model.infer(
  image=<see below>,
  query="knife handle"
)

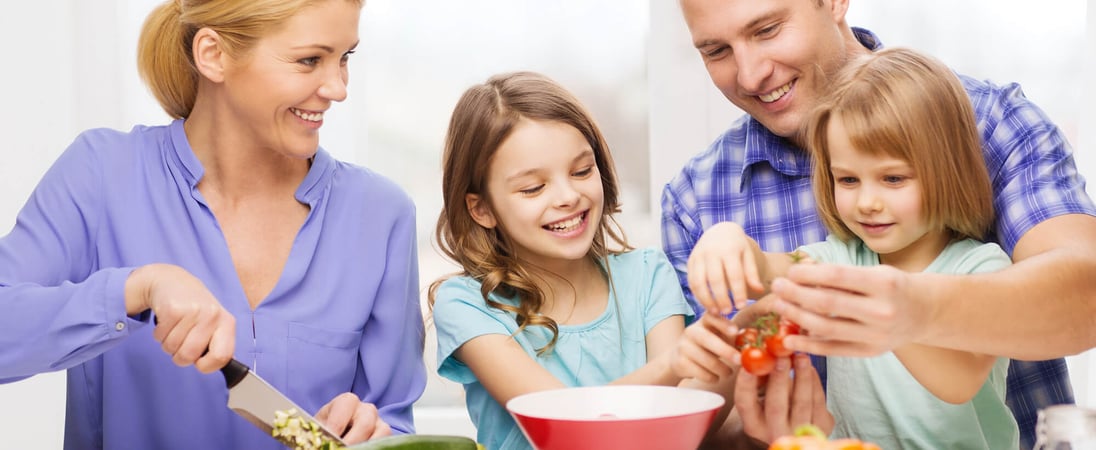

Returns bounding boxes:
[152,315,249,389]
[221,358,250,389]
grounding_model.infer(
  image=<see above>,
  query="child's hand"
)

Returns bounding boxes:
[672,313,741,383]
[687,222,766,315]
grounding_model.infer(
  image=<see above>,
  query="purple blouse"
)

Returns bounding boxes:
[0,120,426,449]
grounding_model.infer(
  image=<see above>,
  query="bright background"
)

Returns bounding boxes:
[1,1,1093,447]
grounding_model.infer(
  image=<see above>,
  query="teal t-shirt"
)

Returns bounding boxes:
[801,236,1018,449]
[432,247,694,450]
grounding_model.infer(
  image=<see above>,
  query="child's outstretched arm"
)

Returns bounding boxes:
[893,344,997,404]
[610,314,689,385]
[454,335,569,407]
[455,314,690,408]
[687,222,803,316]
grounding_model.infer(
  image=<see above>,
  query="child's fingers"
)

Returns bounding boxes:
[742,248,765,293]
[701,313,739,337]
[686,255,716,312]
[695,255,734,315]
[675,316,740,381]
[707,256,738,315]
[694,316,740,362]
[674,340,731,381]
[724,256,747,315]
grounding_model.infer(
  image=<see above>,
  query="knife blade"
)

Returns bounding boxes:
[151,315,346,446]
[220,358,347,447]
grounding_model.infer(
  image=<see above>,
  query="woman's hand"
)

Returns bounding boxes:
[734,353,832,444]
[315,392,391,444]
[687,222,767,316]
[125,263,236,373]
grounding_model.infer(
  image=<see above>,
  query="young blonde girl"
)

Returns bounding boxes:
[429,72,697,450]
[681,48,1019,449]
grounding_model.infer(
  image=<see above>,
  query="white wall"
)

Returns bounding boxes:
[1075,0,1096,408]
[0,4,78,449]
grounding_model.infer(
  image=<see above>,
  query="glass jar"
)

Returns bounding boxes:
[1034,404,1096,449]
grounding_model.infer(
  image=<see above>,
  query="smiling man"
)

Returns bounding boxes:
[661,0,1096,448]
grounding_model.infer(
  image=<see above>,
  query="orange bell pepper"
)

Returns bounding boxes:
[768,425,882,450]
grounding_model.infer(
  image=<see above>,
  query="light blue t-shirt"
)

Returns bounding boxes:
[801,236,1018,449]
[432,247,694,450]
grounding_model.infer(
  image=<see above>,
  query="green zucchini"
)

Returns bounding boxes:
[345,434,482,450]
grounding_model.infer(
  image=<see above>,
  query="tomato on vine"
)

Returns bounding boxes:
[734,312,804,375]
[779,318,801,337]
[734,327,760,350]
[763,333,793,358]
[741,347,775,377]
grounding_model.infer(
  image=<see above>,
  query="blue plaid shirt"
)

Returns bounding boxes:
[660,28,1096,449]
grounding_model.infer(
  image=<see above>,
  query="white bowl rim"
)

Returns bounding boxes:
[505,385,725,422]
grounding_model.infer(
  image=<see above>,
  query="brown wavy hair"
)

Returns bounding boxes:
[137,0,363,119]
[803,47,994,242]
[428,71,631,353]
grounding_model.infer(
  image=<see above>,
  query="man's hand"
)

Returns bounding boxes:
[735,354,832,443]
[771,263,932,357]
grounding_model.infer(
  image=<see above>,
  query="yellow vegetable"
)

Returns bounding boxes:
[768,425,882,450]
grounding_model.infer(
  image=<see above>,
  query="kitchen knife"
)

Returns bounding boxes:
[221,358,347,447]
[151,316,345,446]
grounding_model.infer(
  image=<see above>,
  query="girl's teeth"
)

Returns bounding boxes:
[547,215,582,232]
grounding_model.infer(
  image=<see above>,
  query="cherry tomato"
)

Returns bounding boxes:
[763,318,801,358]
[779,319,801,337]
[741,347,775,376]
[734,327,760,350]
[764,334,793,358]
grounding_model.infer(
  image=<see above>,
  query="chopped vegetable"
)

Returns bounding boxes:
[272,408,342,450]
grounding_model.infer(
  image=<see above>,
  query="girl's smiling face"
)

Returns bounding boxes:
[826,116,949,271]
[467,118,604,271]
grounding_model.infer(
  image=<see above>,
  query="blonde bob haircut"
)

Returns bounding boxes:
[137,0,363,119]
[804,47,994,242]
[429,71,630,353]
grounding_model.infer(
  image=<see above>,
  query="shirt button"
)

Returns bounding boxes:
[115,322,126,331]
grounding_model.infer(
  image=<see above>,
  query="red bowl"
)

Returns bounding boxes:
[506,385,724,450]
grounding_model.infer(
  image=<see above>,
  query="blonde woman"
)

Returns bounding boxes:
[0,1,424,448]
